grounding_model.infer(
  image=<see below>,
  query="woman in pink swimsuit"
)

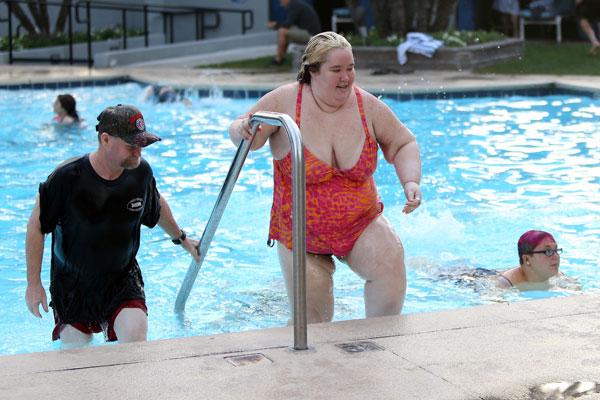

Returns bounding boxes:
[229,32,422,323]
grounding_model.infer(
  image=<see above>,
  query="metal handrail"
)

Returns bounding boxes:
[174,127,255,313]
[174,111,308,351]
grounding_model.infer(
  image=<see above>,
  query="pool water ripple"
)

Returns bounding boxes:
[0,84,598,355]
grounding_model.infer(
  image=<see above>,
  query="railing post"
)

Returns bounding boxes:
[86,2,92,68]
[195,10,199,40]
[169,13,174,43]
[7,0,13,65]
[68,2,73,65]
[143,5,148,47]
[173,111,307,351]
[121,8,127,49]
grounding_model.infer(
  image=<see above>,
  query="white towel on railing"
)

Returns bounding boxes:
[396,32,444,65]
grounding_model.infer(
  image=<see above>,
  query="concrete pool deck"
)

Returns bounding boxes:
[1,64,600,94]
[2,294,600,400]
[1,65,599,399]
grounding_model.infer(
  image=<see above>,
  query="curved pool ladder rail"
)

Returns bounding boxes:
[174,111,308,350]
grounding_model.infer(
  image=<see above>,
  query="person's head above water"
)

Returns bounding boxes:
[517,230,558,265]
[498,230,563,289]
[297,31,352,84]
[53,94,79,123]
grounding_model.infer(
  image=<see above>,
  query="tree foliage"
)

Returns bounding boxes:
[369,0,459,37]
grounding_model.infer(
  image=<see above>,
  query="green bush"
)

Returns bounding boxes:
[0,26,144,52]
[346,29,507,48]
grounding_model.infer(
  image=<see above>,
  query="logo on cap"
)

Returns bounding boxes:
[135,117,145,132]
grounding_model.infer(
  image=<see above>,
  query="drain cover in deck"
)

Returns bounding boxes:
[335,341,384,353]
[224,353,273,367]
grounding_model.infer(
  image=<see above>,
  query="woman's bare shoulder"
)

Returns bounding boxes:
[355,86,390,114]
[267,82,299,98]
[258,82,299,110]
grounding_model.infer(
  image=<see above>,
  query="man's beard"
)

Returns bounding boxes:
[121,156,141,169]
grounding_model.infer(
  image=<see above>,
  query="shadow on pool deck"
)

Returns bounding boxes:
[1,66,600,400]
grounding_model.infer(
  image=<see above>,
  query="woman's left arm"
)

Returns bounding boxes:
[369,93,422,214]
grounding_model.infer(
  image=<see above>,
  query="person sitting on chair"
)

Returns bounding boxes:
[268,0,322,65]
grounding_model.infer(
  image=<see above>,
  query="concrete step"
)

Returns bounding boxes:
[128,44,276,68]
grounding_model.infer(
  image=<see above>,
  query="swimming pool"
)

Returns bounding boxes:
[1,82,598,355]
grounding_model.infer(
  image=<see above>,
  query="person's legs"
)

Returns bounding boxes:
[510,13,519,38]
[579,17,600,54]
[344,215,407,318]
[275,27,290,63]
[277,243,335,323]
[112,308,148,343]
[59,325,93,349]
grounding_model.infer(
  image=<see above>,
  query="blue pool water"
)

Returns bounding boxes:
[0,83,598,355]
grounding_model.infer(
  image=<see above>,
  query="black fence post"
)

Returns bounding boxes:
[68,2,73,65]
[122,9,127,49]
[143,5,148,47]
[86,1,92,68]
[195,10,199,40]
[242,10,253,34]
[0,1,254,66]
[7,0,13,64]
[169,13,174,43]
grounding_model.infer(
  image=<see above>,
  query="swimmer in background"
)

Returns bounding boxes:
[53,94,80,125]
[497,230,579,291]
[143,85,191,106]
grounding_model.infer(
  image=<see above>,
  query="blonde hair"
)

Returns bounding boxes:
[297,31,352,84]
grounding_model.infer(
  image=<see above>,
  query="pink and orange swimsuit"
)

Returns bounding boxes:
[268,83,383,257]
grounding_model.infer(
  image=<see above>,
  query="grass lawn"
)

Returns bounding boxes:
[197,41,600,76]
[477,42,600,75]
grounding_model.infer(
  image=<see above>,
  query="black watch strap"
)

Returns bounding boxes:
[172,230,187,245]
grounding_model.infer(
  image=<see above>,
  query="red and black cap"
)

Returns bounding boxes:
[96,104,161,147]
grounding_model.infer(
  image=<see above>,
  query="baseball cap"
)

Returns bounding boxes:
[96,104,161,147]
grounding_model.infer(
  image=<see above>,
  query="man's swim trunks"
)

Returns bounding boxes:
[39,155,161,334]
[268,83,383,257]
[52,299,147,342]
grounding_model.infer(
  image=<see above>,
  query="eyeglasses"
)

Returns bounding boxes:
[529,248,563,257]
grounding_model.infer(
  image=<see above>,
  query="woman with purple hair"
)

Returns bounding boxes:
[497,230,565,290]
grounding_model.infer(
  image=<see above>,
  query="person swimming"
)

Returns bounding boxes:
[53,94,80,125]
[143,85,191,105]
[497,230,578,291]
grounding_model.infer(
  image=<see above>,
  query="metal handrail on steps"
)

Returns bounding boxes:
[175,111,308,351]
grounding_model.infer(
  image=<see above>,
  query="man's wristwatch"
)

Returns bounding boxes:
[171,230,187,245]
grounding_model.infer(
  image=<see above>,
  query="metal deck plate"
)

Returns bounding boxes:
[224,353,273,367]
[335,341,385,353]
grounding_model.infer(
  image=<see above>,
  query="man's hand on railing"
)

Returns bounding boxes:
[182,237,200,263]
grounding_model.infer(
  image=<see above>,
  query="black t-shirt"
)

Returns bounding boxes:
[39,154,161,324]
[282,0,322,35]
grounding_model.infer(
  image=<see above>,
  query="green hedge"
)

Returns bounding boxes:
[0,26,144,52]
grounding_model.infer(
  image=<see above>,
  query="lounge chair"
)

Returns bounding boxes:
[519,0,575,43]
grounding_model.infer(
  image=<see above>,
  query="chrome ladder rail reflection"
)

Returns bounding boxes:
[174,111,307,350]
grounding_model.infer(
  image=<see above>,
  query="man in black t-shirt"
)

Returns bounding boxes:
[269,0,322,65]
[25,104,200,347]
